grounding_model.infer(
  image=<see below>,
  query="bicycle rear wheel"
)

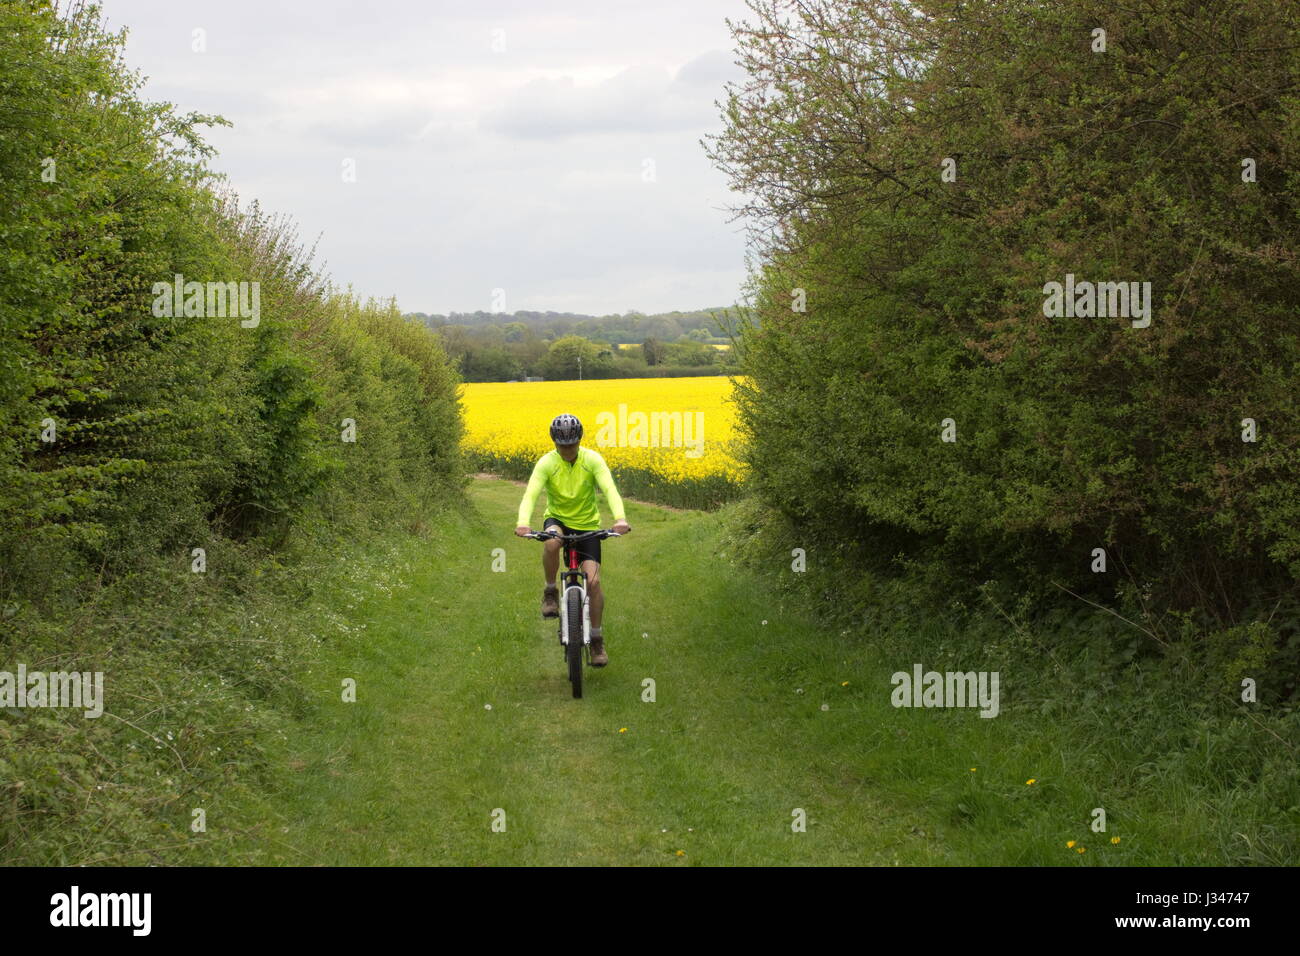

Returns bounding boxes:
[566,588,584,698]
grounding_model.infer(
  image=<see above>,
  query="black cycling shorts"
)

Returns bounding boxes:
[543,517,601,565]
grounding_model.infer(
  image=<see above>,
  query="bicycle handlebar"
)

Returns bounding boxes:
[525,529,622,541]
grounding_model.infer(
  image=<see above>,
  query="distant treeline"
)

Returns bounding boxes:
[405,306,746,344]
[404,309,746,382]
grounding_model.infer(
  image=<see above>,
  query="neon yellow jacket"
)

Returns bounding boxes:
[517,447,626,530]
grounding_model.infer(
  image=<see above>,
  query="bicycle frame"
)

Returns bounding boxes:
[528,528,621,649]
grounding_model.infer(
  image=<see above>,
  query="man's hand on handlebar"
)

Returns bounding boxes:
[515,525,533,538]
[613,519,630,535]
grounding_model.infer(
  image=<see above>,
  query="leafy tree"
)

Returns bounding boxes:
[708,0,1300,638]
[543,335,604,380]
[642,337,664,366]
[665,341,715,366]
[462,346,521,382]
[0,0,463,588]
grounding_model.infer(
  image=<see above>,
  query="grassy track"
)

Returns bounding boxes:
[208,477,1293,866]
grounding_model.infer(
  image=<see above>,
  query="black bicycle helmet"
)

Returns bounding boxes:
[549,413,583,445]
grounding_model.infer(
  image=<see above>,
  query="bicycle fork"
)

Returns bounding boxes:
[557,581,591,647]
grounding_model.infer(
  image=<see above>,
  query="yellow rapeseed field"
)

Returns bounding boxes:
[460,376,746,486]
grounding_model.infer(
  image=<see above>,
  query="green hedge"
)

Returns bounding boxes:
[0,1,465,599]
[711,0,1300,690]
[0,0,467,863]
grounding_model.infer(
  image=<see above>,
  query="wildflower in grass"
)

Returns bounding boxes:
[1066,840,1076,849]
[1076,846,1086,854]
[675,850,685,856]
[1025,778,1036,785]
[619,727,627,733]
[969,768,976,773]
[1111,837,1121,845]
[841,681,849,686]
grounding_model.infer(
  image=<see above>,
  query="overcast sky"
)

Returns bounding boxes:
[96,0,753,316]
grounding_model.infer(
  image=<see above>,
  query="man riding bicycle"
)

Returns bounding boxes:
[514,413,631,667]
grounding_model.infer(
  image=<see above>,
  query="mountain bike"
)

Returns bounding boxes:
[526,528,621,699]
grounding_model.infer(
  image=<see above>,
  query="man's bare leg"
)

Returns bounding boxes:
[584,558,608,666]
[583,559,602,627]
[539,530,563,617]
[543,532,562,585]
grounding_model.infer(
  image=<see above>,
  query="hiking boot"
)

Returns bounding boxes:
[589,635,608,667]
[541,585,559,618]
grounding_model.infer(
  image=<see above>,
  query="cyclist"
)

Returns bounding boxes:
[515,413,631,666]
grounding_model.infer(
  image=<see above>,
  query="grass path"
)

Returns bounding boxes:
[209,477,1273,865]
[216,478,950,865]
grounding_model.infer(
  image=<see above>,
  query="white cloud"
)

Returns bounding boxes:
[98,0,753,315]
[483,60,722,139]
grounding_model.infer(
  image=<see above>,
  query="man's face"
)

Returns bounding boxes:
[555,441,579,461]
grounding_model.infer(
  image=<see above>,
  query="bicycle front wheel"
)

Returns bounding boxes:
[566,588,584,698]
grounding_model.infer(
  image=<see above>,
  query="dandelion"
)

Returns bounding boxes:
[1076,846,1086,854]
[820,703,829,711]
[1025,778,1036,785]
[675,850,685,857]
[1066,840,1076,849]
[1111,837,1121,845]
[969,767,976,773]
[841,681,849,687]
[619,727,627,733]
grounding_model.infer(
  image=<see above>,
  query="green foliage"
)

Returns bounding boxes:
[0,0,468,861]
[0,515,420,865]
[710,0,1300,687]
[715,494,1300,865]
[410,306,742,346]
[0,2,465,590]
[424,315,740,381]
[662,340,716,366]
[642,336,664,366]
[542,334,611,380]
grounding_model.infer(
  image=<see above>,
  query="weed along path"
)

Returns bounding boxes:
[217,476,945,865]
[226,476,1219,866]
